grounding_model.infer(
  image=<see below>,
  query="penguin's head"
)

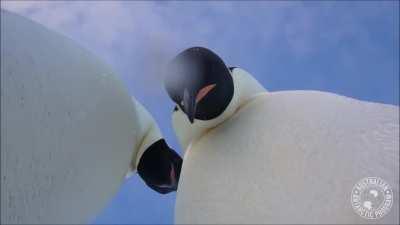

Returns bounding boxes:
[164,47,234,124]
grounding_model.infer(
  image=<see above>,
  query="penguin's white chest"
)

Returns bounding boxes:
[175,91,399,224]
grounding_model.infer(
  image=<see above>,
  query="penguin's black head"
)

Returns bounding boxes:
[164,47,234,123]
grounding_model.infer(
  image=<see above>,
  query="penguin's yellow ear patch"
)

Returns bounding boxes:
[196,84,216,103]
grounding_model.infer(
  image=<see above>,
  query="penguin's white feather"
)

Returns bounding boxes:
[1,10,167,223]
[174,69,399,224]
[130,99,163,171]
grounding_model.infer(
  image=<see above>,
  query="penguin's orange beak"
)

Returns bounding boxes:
[195,84,216,104]
[183,84,216,124]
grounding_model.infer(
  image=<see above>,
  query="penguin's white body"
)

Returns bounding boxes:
[173,68,399,224]
[1,10,165,224]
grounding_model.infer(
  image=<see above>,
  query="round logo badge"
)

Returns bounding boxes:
[351,177,393,219]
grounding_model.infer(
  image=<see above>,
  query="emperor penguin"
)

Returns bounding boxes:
[164,47,399,224]
[131,99,182,195]
[1,10,181,224]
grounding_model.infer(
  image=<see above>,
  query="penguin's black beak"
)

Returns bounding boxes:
[183,88,197,123]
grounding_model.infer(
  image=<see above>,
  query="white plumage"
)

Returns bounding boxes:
[1,10,165,224]
[174,68,399,224]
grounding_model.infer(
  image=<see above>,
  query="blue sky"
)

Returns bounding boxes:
[1,1,399,224]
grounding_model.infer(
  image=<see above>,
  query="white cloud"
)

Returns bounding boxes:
[1,1,397,98]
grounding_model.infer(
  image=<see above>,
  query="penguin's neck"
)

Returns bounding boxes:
[173,68,267,153]
[229,68,267,113]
